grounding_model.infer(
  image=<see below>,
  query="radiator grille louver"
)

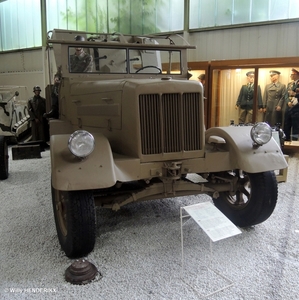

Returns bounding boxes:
[139,93,201,155]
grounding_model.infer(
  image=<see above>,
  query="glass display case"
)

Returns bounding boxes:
[189,57,299,148]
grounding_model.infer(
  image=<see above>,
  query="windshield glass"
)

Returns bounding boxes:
[128,49,181,75]
[0,91,13,102]
[68,46,181,75]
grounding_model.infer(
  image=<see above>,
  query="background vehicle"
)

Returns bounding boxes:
[48,29,288,258]
[0,86,31,179]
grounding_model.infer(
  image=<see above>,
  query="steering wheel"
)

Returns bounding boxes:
[135,65,162,74]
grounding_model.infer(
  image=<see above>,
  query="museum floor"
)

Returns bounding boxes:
[1,147,299,300]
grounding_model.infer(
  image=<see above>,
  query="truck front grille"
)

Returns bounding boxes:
[139,93,201,155]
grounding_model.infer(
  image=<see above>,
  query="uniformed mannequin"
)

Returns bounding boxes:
[69,35,93,72]
[235,71,263,124]
[43,73,60,119]
[263,70,286,127]
[28,86,46,142]
[284,68,299,141]
[198,74,205,88]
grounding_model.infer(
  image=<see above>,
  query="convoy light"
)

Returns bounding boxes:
[250,122,272,146]
[68,130,95,158]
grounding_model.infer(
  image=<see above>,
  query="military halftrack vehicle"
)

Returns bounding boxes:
[48,29,288,258]
[0,86,31,180]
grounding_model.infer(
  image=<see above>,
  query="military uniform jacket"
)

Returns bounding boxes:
[28,95,46,121]
[294,80,299,99]
[236,84,263,110]
[263,81,286,126]
[284,81,296,111]
[288,80,299,112]
[263,82,286,110]
[70,51,93,72]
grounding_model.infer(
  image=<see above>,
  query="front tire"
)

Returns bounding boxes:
[52,186,96,258]
[0,136,9,180]
[212,171,277,227]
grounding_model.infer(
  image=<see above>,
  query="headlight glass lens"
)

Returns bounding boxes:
[68,130,95,158]
[250,122,272,145]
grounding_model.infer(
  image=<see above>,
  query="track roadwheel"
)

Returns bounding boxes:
[0,136,9,180]
[52,186,96,258]
[212,171,277,227]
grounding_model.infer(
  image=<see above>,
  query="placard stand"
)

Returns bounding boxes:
[180,202,242,298]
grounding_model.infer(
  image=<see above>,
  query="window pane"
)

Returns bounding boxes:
[190,0,217,28]
[289,0,299,18]
[215,0,233,26]
[190,0,299,30]
[168,0,184,32]
[233,0,250,24]
[76,0,88,31]
[97,1,108,32]
[65,0,77,30]
[129,49,182,75]
[68,46,127,74]
[189,0,200,29]
[130,1,144,34]
[0,0,41,51]
[47,0,108,32]
[105,0,159,34]
[142,0,157,34]
[47,0,67,32]
[46,0,183,37]
[118,0,131,34]
[251,0,269,23]
[270,0,288,20]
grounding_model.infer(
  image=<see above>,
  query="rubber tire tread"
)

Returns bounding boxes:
[52,187,96,258]
[0,136,9,180]
[213,171,277,227]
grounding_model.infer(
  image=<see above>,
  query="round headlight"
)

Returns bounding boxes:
[68,130,95,158]
[250,122,272,146]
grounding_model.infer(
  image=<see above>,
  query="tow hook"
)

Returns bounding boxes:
[213,191,220,199]
[163,161,182,180]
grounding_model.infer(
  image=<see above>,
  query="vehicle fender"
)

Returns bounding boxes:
[51,132,118,191]
[205,126,288,173]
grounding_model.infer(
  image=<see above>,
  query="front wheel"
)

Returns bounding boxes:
[212,171,277,227]
[52,186,96,258]
[0,136,9,180]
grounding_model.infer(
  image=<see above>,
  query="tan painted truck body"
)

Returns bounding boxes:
[47,29,287,258]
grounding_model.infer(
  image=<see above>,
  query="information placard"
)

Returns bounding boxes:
[183,202,241,242]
